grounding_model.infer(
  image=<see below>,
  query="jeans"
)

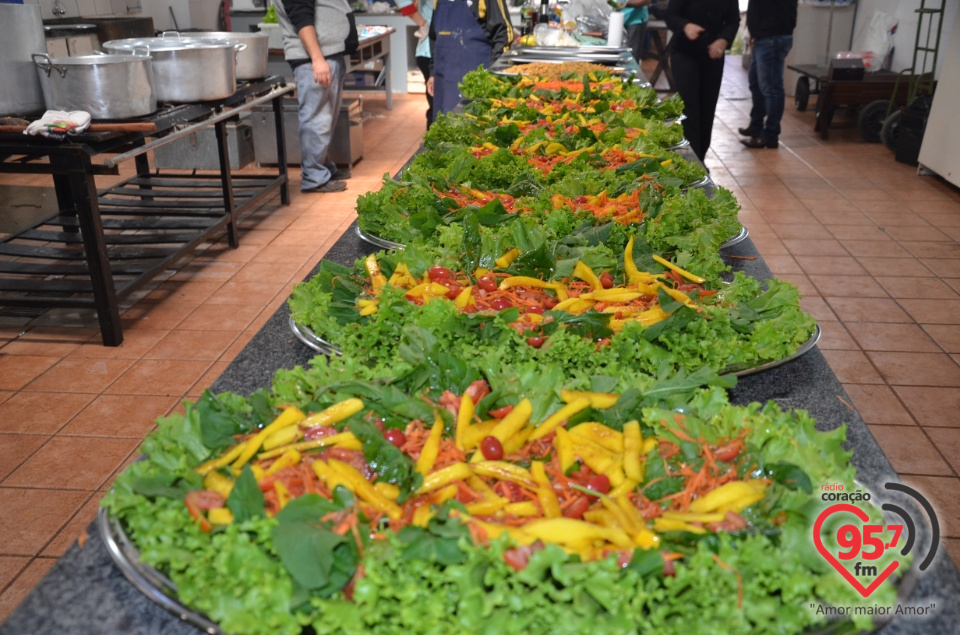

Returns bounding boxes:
[293,56,346,190]
[748,35,793,139]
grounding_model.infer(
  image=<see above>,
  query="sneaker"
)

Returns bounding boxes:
[302,179,347,193]
[740,136,779,149]
[737,126,762,137]
[333,167,352,180]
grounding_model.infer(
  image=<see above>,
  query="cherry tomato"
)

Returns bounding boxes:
[488,404,514,419]
[490,297,511,311]
[543,296,558,309]
[384,428,406,449]
[524,305,544,315]
[480,435,504,460]
[599,272,614,288]
[503,543,544,571]
[444,285,462,300]
[527,336,546,348]
[713,440,743,462]
[428,266,453,282]
[562,495,591,519]
[595,337,611,351]
[478,275,498,292]
[586,473,611,494]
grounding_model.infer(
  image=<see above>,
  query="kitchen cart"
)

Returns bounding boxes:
[0,77,294,347]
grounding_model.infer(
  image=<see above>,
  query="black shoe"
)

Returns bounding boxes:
[302,179,347,193]
[333,167,352,180]
[737,126,762,137]
[740,136,778,149]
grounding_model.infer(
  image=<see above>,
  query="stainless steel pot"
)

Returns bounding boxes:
[33,52,157,120]
[188,31,268,80]
[0,4,46,116]
[102,33,245,103]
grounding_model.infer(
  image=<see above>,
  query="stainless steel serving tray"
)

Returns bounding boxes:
[355,224,404,250]
[290,316,821,378]
[513,45,632,55]
[721,226,749,249]
[98,508,226,635]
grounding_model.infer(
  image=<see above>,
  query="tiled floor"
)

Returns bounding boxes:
[1,56,959,621]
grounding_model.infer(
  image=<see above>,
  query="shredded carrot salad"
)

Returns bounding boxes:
[189,383,769,564]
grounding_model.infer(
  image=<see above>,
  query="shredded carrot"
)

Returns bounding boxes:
[711,553,744,609]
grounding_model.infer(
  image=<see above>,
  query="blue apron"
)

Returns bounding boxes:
[433,0,492,115]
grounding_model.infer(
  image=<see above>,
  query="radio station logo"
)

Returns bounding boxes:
[813,482,939,598]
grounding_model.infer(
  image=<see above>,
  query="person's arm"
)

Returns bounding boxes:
[707,0,740,58]
[393,0,428,29]
[664,0,703,42]
[281,0,332,86]
[483,0,514,63]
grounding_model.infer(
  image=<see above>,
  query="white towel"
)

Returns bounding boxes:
[24,110,92,140]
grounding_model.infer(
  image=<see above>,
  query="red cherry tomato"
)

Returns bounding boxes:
[490,297,511,311]
[384,428,406,448]
[586,473,611,494]
[599,272,614,288]
[478,275,498,292]
[444,285,462,300]
[562,495,591,519]
[525,305,544,315]
[488,404,514,419]
[428,266,453,282]
[543,297,558,309]
[713,440,743,462]
[480,435,504,460]
[527,336,546,348]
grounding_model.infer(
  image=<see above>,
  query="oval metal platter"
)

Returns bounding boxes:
[289,315,342,356]
[355,224,404,250]
[720,226,749,249]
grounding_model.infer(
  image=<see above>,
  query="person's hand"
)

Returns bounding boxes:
[683,23,705,41]
[414,26,429,41]
[426,76,434,96]
[312,56,332,87]
[708,38,727,60]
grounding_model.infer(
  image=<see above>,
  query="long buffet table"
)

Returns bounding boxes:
[2,138,958,635]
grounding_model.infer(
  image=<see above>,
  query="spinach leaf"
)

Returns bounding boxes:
[347,419,422,500]
[227,465,266,523]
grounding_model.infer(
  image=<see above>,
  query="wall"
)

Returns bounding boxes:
[851,0,958,78]
[24,0,136,18]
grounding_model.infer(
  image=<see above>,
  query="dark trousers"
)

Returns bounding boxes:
[670,49,725,162]
[415,55,434,130]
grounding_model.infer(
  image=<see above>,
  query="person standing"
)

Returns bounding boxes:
[622,0,651,66]
[739,0,798,148]
[425,0,514,117]
[274,0,352,193]
[664,0,740,163]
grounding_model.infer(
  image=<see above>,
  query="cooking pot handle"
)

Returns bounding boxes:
[160,31,182,41]
[133,45,151,58]
[32,53,67,79]
[234,42,248,60]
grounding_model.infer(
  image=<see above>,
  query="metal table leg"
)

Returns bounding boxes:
[214,119,239,248]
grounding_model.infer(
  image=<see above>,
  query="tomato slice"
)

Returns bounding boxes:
[488,404,514,419]
[185,490,224,533]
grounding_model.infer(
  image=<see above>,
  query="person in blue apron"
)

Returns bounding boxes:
[426,0,513,117]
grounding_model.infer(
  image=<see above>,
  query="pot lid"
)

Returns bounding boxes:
[103,36,239,52]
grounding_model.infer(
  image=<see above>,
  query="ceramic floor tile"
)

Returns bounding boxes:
[793,255,867,276]
[781,238,849,257]
[40,495,101,558]
[144,329,239,361]
[807,275,888,298]
[868,425,953,476]
[848,323,941,353]
[866,352,960,387]
[798,296,837,322]
[105,359,212,396]
[0,330,88,357]
[921,259,960,278]
[899,299,960,325]
[0,435,47,483]
[59,394,178,437]
[23,358,134,394]
[901,241,960,260]
[854,257,935,278]
[4,437,140,490]
[0,392,94,435]
[826,225,892,241]
[176,302,262,332]
[0,556,30,592]
[842,240,912,258]
[68,329,169,360]
[901,476,960,539]
[815,321,859,350]
[0,488,89,554]
[0,557,57,623]
[843,384,914,426]
[874,276,960,300]
[823,297,913,323]
[820,349,884,384]
[0,356,60,391]
[892,386,960,428]
[925,428,960,476]
[922,325,960,354]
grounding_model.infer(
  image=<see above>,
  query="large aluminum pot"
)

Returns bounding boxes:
[102,33,245,103]
[33,52,157,120]
[0,4,46,116]
[188,31,268,80]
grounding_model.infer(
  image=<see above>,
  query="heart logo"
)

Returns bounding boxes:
[813,503,900,598]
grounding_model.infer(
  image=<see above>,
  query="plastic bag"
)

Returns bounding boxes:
[534,23,579,46]
[564,0,611,35]
[851,11,898,72]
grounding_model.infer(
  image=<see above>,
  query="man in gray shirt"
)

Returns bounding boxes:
[274,0,353,193]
